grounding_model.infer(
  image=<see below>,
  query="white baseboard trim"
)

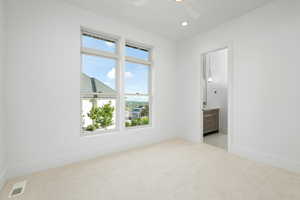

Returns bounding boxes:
[232,145,300,173]
[0,167,7,191]
[220,128,228,134]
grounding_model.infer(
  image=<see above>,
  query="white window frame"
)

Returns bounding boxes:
[124,41,153,129]
[79,28,154,135]
[80,28,121,135]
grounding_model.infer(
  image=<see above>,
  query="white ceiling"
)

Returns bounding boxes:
[64,0,274,41]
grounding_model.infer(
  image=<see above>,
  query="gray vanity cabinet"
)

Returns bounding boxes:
[203,108,219,135]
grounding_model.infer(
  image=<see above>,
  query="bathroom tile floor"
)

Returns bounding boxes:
[204,132,227,150]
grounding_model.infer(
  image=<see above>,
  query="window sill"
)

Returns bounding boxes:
[80,128,120,137]
[125,124,152,131]
[80,124,153,137]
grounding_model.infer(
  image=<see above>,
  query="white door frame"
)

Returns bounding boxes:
[200,43,234,152]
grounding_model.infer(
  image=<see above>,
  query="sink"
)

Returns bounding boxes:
[202,107,219,111]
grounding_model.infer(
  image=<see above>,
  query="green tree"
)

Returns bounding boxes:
[125,121,131,127]
[87,101,114,131]
[97,102,115,128]
[87,106,101,129]
[131,118,142,126]
[141,117,149,125]
[141,105,149,117]
[86,124,97,131]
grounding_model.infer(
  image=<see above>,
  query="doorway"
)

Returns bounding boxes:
[202,47,230,151]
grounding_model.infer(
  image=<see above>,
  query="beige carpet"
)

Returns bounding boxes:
[1,139,300,200]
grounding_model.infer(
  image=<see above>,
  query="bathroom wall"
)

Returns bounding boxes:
[205,49,228,133]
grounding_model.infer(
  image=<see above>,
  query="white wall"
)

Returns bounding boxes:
[4,0,300,180]
[205,49,228,133]
[177,0,300,172]
[5,0,178,178]
[0,0,6,190]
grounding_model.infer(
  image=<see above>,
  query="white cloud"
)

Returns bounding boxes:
[125,71,133,79]
[103,81,110,86]
[107,68,115,79]
[107,68,133,79]
[105,41,114,47]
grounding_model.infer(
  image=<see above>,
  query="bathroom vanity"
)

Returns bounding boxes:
[203,108,219,136]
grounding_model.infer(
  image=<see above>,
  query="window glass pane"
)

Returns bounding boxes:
[126,45,149,61]
[81,98,116,132]
[81,54,117,93]
[82,34,116,53]
[125,62,149,94]
[125,96,149,127]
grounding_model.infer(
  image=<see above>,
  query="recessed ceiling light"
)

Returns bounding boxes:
[175,0,184,2]
[181,21,188,26]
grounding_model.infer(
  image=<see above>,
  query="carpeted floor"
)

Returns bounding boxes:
[1,139,300,200]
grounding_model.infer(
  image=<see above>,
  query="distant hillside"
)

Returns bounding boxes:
[126,101,148,111]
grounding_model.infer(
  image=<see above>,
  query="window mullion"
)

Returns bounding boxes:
[119,38,126,131]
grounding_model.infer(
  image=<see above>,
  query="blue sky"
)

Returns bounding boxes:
[82,35,150,97]
[82,55,116,90]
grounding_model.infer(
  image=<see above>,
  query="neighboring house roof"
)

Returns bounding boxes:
[81,73,116,95]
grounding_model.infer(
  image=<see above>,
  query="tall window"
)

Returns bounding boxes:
[80,31,119,133]
[124,44,152,128]
[80,29,152,134]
